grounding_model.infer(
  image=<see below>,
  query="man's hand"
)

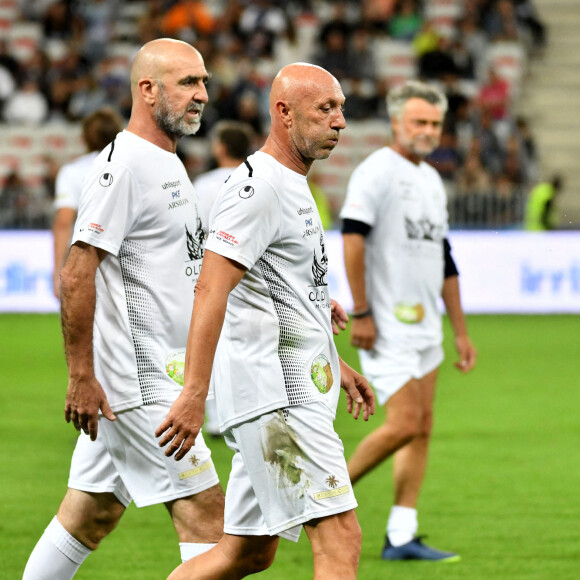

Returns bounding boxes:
[350,315,376,350]
[64,376,116,440]
[155,393,205,461]
[339,358,375,421]
[330,299,348,335]
[454,335,477,373]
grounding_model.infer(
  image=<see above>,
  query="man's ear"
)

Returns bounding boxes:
[276,100,292,128]
[139,78,157,106]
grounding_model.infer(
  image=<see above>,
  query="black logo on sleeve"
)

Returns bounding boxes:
[239,185,254,199]
[99,173,113,187]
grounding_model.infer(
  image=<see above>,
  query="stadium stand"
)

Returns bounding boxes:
[0,0,553,229]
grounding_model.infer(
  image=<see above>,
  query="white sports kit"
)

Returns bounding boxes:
[206,151,357,538]
[54,151,99,211]
[69,130,218,506]
[340,147,448,403]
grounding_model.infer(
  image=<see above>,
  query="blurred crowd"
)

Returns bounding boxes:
[0,0,547,229]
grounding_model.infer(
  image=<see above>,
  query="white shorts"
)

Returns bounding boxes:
[359,343,444,406]
[68,400,219,508]
[223,402,357,542]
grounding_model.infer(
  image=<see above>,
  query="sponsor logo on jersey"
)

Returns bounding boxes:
[88,222,104,234]
[168,198,190,210]
[215,230,239,246]
[305,218,313,226]
[405,216,443,242]
[165,349,186,386]
[303,226,320,238]
[162,180,182,189]
[310,353,334,394]
[313,484,349,500]
[394,302,425,324]
[297,206,313,215]
[99,173,113,187]
[238,185,254,199]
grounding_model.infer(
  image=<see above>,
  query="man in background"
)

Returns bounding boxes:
[52,108,123,299]
[340,80,477,562]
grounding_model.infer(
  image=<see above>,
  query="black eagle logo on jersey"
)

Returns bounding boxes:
[312,231,328,287]
[186,217,206,261]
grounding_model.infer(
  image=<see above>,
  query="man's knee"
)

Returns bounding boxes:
[386,406,422,446]
[57,489,125,550]
[241,544,277,575]
[168,484,225,543]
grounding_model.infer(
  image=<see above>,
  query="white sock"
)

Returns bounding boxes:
[23,516,92,579]
[387,506,418,547]
[179,542,217,562]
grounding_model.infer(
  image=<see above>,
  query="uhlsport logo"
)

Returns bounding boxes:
[239,185,254,199]
[99,173,113,187]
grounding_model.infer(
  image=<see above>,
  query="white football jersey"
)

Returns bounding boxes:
[193,166,236,227]
[340,147,449,351]
[72,130,206,412]
[206,151,340,431]
[54,151,99,210]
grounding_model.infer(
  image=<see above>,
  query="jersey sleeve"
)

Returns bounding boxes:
[205,177,281,270]
[72,164,141,256]
[339,152,387,227]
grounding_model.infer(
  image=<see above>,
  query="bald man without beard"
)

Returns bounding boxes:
[158,63,375,580]
[23,39,225,580]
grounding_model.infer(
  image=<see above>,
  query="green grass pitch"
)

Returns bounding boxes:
[1,313,579,579]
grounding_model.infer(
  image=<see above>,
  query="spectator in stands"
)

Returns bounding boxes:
[418,35,458,80]
[348,25,377,81]
[161,0,215,41]
[362,0,397,30]
[426,130,463,182]
[2,76,49,124]
[514,0,546,49]
[478,67,511,121]
[456,151,493,197]
[474,112,503,175]
[343,78,379,120]
[500,135,527,185]
[0,171,29,229]
[76,0,118,63]
[239,0,290,59]
[483,0,520,41]
[42,0,81,41]
[388,0,422,40]
[315,25,351,80]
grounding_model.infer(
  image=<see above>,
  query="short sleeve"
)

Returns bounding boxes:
[206,178,281,270]
[72,164,141,256]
